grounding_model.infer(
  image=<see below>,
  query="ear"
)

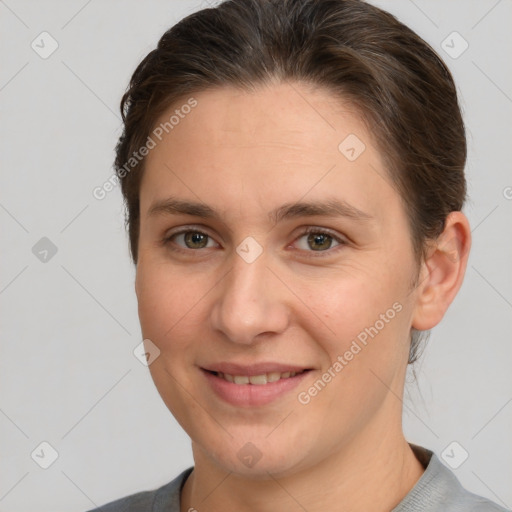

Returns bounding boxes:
[412,211,471,331]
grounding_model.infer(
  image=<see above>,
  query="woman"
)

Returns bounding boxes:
[89,0,509,510]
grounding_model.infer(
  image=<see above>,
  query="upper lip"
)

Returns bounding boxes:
[201,362,311,376]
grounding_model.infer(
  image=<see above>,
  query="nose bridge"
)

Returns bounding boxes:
[211,246,288,344]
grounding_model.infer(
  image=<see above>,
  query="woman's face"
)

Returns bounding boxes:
[135,82,421,477]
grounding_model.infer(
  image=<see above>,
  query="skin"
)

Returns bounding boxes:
[134,81,471,512]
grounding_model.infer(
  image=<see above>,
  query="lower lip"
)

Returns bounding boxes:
[202,369,311,407]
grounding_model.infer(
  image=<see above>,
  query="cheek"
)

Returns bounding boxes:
[294,277,410,437]
[135,263,208,420]
[298,265,407,341]
[136,262,196,346]
[294,264,413,399]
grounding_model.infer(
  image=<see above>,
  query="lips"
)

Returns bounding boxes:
[200,362,312,406]
[201,362,310,376]
[211,369,307,385]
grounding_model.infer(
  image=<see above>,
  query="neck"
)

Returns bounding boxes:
[181,419,425,512]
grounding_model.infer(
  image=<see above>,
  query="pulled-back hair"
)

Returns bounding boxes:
[114,0,467,363]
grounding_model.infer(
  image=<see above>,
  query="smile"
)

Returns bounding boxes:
[213,369,307,385]
[201,366,312,407]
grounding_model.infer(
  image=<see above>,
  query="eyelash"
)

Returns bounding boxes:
[162,226,347,258]
[290,227,347,257]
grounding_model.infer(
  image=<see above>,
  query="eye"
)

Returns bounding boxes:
[164,229,218,250]
[293,227,345,253]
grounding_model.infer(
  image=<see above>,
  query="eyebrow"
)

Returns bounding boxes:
[147,197,373,224]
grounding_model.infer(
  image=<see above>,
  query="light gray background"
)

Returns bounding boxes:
[1,1,511,511]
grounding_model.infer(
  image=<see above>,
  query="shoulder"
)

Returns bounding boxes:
[85,467,193,512]
[393,444,510,512]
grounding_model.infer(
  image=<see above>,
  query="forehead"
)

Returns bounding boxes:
[141,82,398,222]
[151,82,371,157]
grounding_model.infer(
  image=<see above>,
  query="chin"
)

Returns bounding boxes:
[193,426,318,479]
[210,448,306,479]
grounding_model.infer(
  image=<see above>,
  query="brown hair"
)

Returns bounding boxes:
[115,0,466,364]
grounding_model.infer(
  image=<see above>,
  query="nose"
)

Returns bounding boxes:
[210,249,290,345]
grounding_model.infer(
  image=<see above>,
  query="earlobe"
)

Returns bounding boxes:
[412,211,471,331]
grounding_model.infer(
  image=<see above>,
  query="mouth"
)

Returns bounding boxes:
[205,368,310,385]
[200,364,313,407]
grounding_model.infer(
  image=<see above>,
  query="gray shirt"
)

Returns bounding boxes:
[88,444,510,511]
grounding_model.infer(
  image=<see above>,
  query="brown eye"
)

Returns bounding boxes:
[293,228,345,255]
[307,232,334,251]
[183,231,209,249]
[166,230,217,250]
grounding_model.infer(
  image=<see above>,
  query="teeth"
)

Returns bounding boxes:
[223,373,234,383]
[267,372,281,383]
[217,370,301,385]
[249,374,267,385]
